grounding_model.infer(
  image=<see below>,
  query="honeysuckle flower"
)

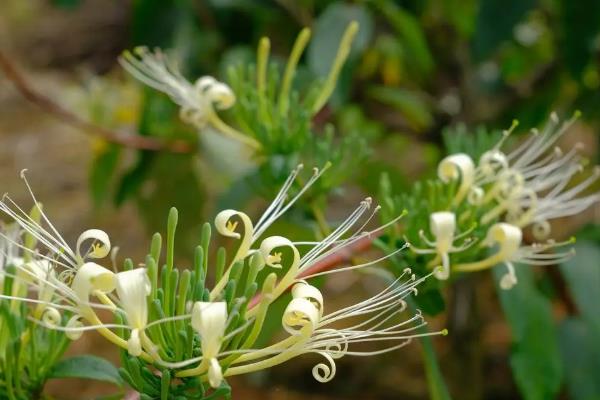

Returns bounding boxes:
[119,47,235,128]
[119,47,260,150]
[115,268,151,356]
[469,114,597,238]
[439,114,600,240]
[453,222,574,289]
[438,154,476,205]
[191,301,228,388]
[223,269,445,383]
[410,212,475,280]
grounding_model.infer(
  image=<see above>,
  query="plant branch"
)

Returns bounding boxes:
[0,50,194,153]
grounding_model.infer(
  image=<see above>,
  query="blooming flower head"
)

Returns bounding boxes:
[119,47,235,129]
[412,113,598,288]
[1,166,444,394]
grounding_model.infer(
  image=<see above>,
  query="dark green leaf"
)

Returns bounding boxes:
[559,240,600,334]
[558,318,600,400]
[308,1,374,106]
[495,265,562,400]
[472,0,536,60]
[49,355,123,386]
[559,0,600,78]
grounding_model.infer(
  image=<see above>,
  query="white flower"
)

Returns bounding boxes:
[454,222,574,289]
[191,301,228,388]
[119,47,235,130]
[223,270,444,383]
[438,154,476,205]
[409,212,475,280]
[474,114,599,238]
[115,268,151,356]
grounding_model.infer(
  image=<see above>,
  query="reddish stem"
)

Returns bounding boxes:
[0,50,194,153]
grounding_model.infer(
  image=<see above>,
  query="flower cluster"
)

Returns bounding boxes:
[1,167,444,396]
[408,113,599,289]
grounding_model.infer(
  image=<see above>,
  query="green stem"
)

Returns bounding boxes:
[311,21,359,114]
[279,28,311,115]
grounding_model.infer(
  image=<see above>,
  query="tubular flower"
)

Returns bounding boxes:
[191,302,228,388]
[453,223,575,289]
[223,270,445,383]
[119,47,260,150]
[473,113,598,237]
[115,268,151,356]
[119,47,235,129]
[409,212,475,280]
[427,114,599,286]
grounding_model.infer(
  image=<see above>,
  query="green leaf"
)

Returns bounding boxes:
[409,296,451,400]
[308,2,374,76]
[559,240,600,334]
[308,1,374,106]
[49,355,123,386]
[472,0,536,61]
[495,265,562,400]
[420,334,452,400]
[558,318,600,400]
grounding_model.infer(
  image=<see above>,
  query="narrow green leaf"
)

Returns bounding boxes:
[558,318,600,400]
[49,355,123,386]
[559,241,600,333]
[495,265,562,400]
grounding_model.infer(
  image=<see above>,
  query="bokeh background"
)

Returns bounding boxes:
[1,1,599,399]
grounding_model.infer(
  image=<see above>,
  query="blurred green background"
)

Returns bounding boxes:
[0,0,599,399]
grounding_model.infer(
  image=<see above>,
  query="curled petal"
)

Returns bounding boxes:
[71,262,115,307]
[214,210,252,239]
[207,82,235,110]
[66,315,84,340]
[468,186,485,205]
[438,153,475,204]
[532,220,551,240]
[76,229,111,261]
[259,236,300,270]
[208,358,223,389]
[41,307,61,327]
[282,297,320,336]
[438,154,474,182]
[312,352,337,383]
[191,301,227,359]
[196,76,218,92]
[291,282,324,317]
[479,150,508,177]
[485,223,522,254]
[319,329,349,359]
[115,268,151,329]
[498,170,525,198]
